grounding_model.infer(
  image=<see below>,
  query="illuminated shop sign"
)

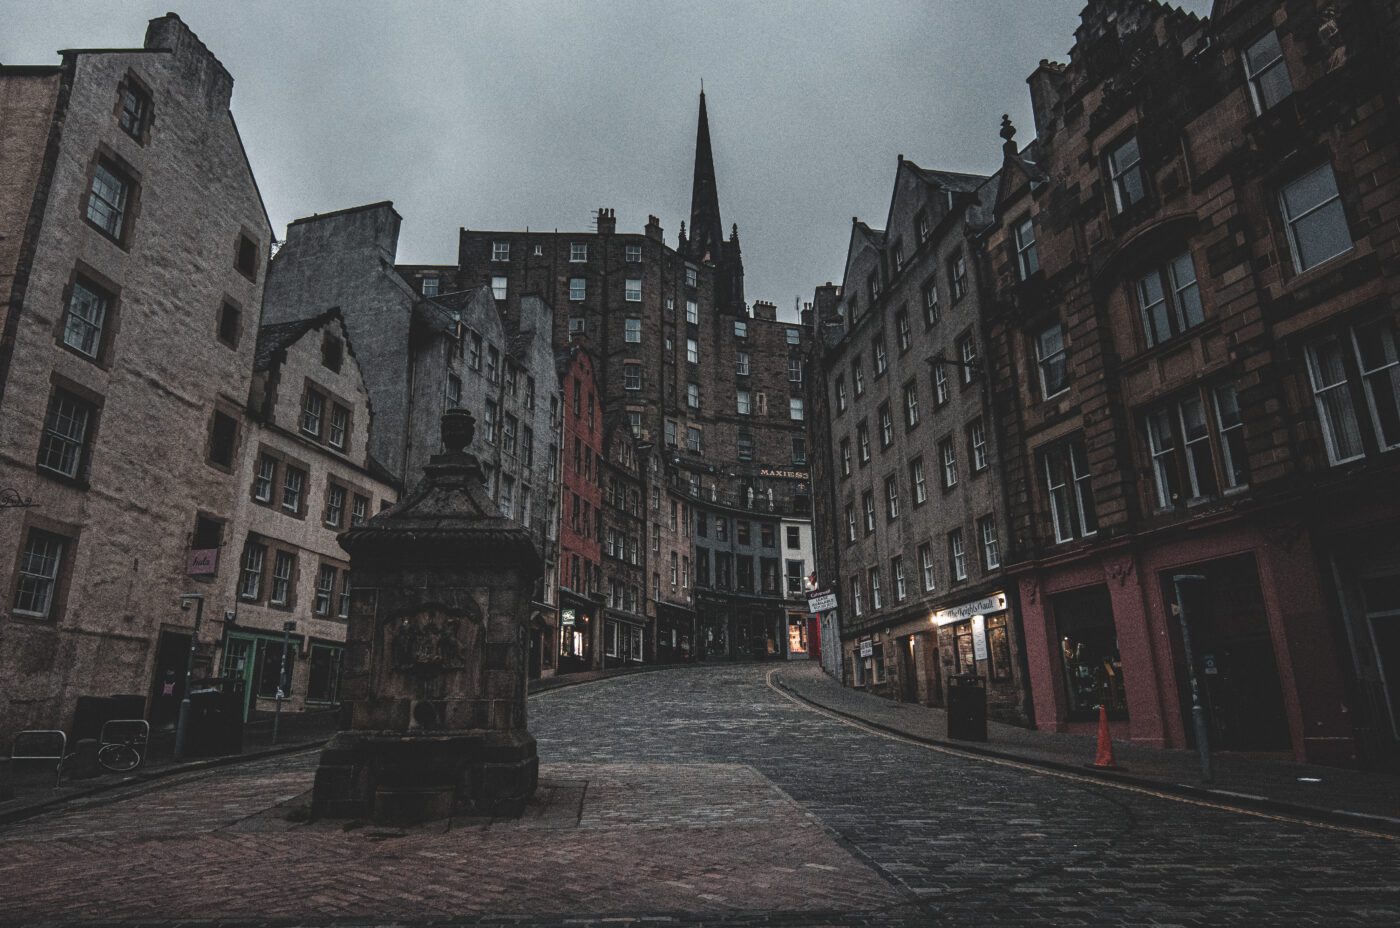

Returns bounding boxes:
[931,591,1007,626]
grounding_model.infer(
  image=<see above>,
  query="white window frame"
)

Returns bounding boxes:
[570,242,588,263]
[1015,215,1039,280]
[625,317,641,343]
[949,529,967,582]
[1036,324,1069,398]
[625,278,642,302]
[1108,135,1145,213]
[1280,163,1353,275]
[492,241,510,262]
[1243,30,1291,115]
[919,543,935,592]
[686,338,699,364]
[569,277,586,301]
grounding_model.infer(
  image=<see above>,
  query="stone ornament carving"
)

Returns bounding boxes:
[1106,556,1135,586]
[387,604,475,675]
[1020,576,1040,605]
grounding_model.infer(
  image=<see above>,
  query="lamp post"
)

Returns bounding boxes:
[1171,574,1212,783]
[272,619,296,745]
[173,593,205,760]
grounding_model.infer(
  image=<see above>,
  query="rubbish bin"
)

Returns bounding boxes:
[946,673,987,742]
[186,687,243,757]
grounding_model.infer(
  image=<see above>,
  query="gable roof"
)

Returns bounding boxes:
[253,310,341,372]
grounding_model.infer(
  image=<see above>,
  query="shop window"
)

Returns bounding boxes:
[953,622,977,675]
[306,644,344,703]
[1051,586,1126,720]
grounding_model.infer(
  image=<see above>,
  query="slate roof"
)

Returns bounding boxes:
[253,310,339,372]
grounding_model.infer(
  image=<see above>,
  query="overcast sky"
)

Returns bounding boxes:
[3,1,1211,320]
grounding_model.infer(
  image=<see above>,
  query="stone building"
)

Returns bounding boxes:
[810,160,1029,722]
[556,346,605,672]
[649,457,697,663]
[0,15,271,738]
[601,415,648,665]
[215,310,396,719]
[262,203,564,680]
[979,0,1398,766]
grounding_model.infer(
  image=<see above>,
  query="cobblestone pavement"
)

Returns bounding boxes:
[0,664,1396,927]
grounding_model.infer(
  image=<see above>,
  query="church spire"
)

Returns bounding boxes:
[688,89,724,265]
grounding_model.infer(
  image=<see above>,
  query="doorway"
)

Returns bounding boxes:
[1165,555,1290,752]
[1362,573,1400,740]
[897,635,918,703]
[148,630,190,731]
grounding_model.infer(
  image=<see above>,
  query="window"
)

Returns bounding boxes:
[1244,30,1291,114]
[845,504,857,542]
[851,576,863,617]
[916,210,930,244]
[686,300,699,325]
[940,437,958,489]
[321,334,342,373]
[487,346,500,383]
[687,382,700,408]
[738,520,751,545]
[351,494,369,526]
[873,335,887,377]
[885,474,899,520]
[491,276,507,300]
[868,566,882,610]
[910,457,928,505]
[62,277,111,360]
[1042,437,1097,542]
[253,454,277,502]
[281,466,306,515]
[447,375,462,407]
[664,419,678,447]
[786,328,801,346]
[686,427,702,452]
[625,243,642,262]
[862,490,876,534]
[949,253,967,302]
[118,79,150,140]
[13,529,66,618]
[1015,215,1039,280]
[468,331,483,369]
[315,564,336,616]
[857,421,871,464]
[625,317,641,342]
[835,375,847,412]
[786,526,801,550]
[685,266,698,288]
[979,516,1000,571]
[570,242,588,262]
[840,438,852,477]
[969,418,988,472]
[892,240,905,274]
[499,474,515,519]
[958,335,978,384]
[568,317,586,335]
[483,400,497,444]
[239,541,266,600]
[934,363,949,405]
[1280,164,1353,274]
[421,277,439,297]
[737,351,750,376]
[792,435,807,465]
[878,403,893,448]
[233,233,259,279]
[493,241,511,262]
[737,389,751,415]
[1108,135,1145,212]
[903,381,920,428]
[949,529,967,582]
[270,551,295,606]
[338,572,352,618]
[38,388,95,479]
[786,559,805,595]
[686,338,698,364]
[1145,386,1252,507]
[569,277,586,301]
[218,301,241,348]
[1136,252,1204,347]
[1213,384,1250,489]
[919,543,936,592]
[1036,324,1069,397]
[624,363,641,391]
[86,158,131,241]
[789,397,804,421]
[307,643,344,703]
[734,320,748,338]
[788,357,803,383]
[922,280,941,327]
[852,357,865,396]
[896,310,911,353]
[208,410,238,469]
[867,271,881,303]
[301,388,324,438]
[325,483,347,528]
[625,278,642,302]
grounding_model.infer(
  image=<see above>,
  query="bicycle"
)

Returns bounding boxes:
[96,719,149,773]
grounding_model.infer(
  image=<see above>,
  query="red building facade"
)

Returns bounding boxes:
[557,346,606,671]
[982,0,1400,767]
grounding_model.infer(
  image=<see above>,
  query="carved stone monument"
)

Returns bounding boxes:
[311,408,541,823]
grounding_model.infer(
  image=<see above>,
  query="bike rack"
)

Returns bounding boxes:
[10,729,67,788]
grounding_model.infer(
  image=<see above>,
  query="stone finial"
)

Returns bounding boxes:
[1001,114,1019,158]
[441,407,475,452]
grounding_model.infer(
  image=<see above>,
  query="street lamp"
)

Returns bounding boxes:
[173,593,205,760]
[1171,574,1212,783]
[272,619,296,745]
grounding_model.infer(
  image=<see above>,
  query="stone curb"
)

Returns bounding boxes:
[0,663,683,828]
[770,673,1400,839]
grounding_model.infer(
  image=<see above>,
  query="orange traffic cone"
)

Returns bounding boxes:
[1090,704,1120,769]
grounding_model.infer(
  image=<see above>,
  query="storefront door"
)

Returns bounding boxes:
[897,636,918,703]
[148,630,191,731]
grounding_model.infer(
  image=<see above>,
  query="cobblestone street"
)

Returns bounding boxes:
[1,664,1396,927]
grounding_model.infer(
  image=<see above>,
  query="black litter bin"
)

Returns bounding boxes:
[185,688,243,757]
[946,673,987,742]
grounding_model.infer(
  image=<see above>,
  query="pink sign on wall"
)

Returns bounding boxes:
[187,548,219,576]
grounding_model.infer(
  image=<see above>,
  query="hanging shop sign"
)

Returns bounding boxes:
[560,608,576,627]
[807,589,837,613]
[932,591,1007,626]
[971,613,989,661]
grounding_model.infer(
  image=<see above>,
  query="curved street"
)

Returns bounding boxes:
[1,664,1396,927]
